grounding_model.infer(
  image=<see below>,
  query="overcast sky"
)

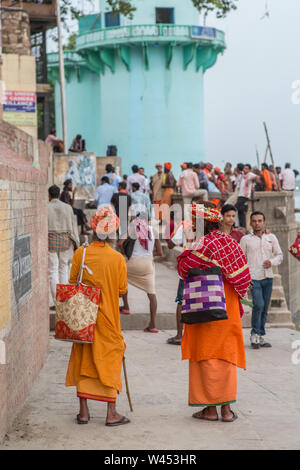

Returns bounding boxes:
[52,0,300,170]
[203,0,300,170]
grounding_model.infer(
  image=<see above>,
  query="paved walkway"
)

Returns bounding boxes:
[2,327,300,450]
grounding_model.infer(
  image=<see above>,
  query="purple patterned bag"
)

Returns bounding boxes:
[181,266,228,324]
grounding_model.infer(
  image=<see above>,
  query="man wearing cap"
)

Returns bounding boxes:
[65,206,130,426]
[152,163,164,220]
[177,202,251,422]
[160,163,176,215]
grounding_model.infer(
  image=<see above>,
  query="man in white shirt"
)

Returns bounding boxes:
[94,176,115,209]
[235,163,257,228]
[126,165,148,193]
[240,211,283,349]
[280,163,295,191]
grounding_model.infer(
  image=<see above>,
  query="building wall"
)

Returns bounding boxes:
[54,67,101,152]
[1,7,31,56]
[2,54,38,139]
[99,46,205,178]
[53,46,205,178]
[100,0,201,25]
[0,121,50,443]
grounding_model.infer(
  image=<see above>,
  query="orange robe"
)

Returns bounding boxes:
[65,242,127,402]
[181,281,246,407]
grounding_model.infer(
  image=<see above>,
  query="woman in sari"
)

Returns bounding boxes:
[177,202,251,422]
[65,206,130,426]
[119,212,163,332]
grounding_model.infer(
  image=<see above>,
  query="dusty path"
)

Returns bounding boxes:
[2,328,300,450]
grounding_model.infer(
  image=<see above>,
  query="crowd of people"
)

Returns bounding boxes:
[47,157,296,427]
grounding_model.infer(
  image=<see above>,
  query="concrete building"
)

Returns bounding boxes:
[48,0,226,177]
[2,0,56,139]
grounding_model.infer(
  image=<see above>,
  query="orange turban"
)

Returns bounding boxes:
[90,205,120,237]
[181,163,187,169]
[164,162,172,170]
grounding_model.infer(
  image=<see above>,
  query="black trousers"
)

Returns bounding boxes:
[235,196,248,228]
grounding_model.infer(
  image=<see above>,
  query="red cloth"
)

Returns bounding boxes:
[177,229,251,300]
[230,228,245,243]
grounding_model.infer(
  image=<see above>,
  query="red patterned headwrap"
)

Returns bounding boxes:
[164,162,172,170]
[191,203,223,223]
[90,205,120,237]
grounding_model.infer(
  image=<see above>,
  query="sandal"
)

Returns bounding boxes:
[120,309,131,315]
[144,327,159,333]
[192,407,218,421]
[221,410,238,422]
[76,413,90,424]
[167,336,182,345]
[105,416,130,427]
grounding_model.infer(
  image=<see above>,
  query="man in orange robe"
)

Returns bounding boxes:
[177,203,251,422]
[65,207,130,426]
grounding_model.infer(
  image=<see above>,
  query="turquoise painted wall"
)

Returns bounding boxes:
[54,68,101,152]
[50,0,225,179]
[98,46,205,177]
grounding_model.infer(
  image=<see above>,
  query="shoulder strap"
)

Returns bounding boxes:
[77,247,93,285]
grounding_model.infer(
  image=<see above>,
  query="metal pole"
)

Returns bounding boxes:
[255,146,260,168]
[56,0,68,153]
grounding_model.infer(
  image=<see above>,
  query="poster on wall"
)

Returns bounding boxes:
[3,91,37,127]
[12,234,32,305]
[53,154,96,200]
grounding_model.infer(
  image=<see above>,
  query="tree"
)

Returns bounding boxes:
[57,0,238,28]
[106,0,238,19]
[191,0,238,18]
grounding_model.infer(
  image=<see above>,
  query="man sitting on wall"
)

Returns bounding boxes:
[45,128,64,153]
[69,134,86,153]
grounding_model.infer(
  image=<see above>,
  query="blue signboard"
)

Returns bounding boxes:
[191,26,216,40]
[3,102,35,113]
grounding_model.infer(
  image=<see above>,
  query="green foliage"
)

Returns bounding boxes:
[63,32,76,50]
[106,0,136,19]
[191,0,238,18]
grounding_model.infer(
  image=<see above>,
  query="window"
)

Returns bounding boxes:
[156,7,174,24]
[105,11,120,27]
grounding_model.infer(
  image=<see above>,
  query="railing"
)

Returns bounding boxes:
[76,24,225,49]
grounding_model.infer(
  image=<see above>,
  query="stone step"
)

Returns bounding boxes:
[267,311,294,324]
[265,322,296,330]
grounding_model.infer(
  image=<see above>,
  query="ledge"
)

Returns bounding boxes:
[76,24,225,50]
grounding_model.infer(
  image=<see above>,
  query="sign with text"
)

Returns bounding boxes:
[190,26,216,40]
[3,91,37,127]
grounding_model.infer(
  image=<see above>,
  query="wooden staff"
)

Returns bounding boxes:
[123,356,133,412]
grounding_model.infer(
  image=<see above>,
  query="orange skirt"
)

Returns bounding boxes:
[76,377,117,403]
[189,359,237,407]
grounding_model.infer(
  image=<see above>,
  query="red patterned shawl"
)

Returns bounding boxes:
[177,229,251,299]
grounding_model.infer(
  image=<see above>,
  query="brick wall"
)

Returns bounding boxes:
[1,7,31,56]
[0,122,50,442]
